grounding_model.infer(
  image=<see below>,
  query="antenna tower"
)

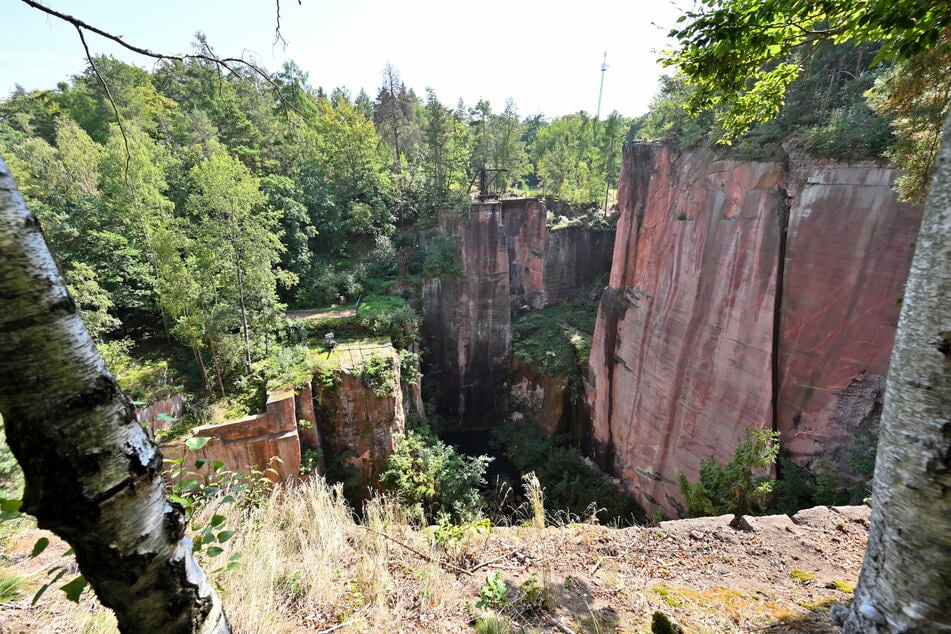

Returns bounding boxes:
[596,51,608,119]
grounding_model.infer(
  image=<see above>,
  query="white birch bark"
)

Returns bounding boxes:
[843,113,951,632]
[0,155,230,633]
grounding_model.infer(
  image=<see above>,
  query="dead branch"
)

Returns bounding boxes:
[360,525,472,576]
[74,26,130,179]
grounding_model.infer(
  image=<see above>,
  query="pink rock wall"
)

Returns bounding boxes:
[587,142,922,516]
[162,390,303,482]
[135,394,185,432]
[313,347,406,491]
[778,158,923,475]
[587,144,785,514]
[422,204,512,429]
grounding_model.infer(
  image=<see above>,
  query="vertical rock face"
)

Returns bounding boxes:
[422,199,616,430]
[163,391,303,481]
[587,144,785,514]
[314,343,406,490]
[502,198,547,309]
[423,204,512,430]
[778,159,923,475]
[588,142,923,516]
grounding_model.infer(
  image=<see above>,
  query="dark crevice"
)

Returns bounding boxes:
[771,182,791,478]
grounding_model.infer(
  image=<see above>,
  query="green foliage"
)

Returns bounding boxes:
[162,441,272,572]
[511,298,596,394]
[493,420,642,525]
[252,345,316,393]
[651,611,684,634]
[475,615,513,634]
[359,353,398,397]
[398,349,422,384]
[0,573,27,602]
[664,0,949,139]
[477,572,510,609]
[299,446,325,478]
[381,425,491,523]
[0,415,24,499]
[677,428,780,517]
[850,430,878,478]
[419,235,463,278]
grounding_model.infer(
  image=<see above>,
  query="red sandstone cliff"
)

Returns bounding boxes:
[587,143,922,516]
[313,342,406,491]
[422,199,614,430]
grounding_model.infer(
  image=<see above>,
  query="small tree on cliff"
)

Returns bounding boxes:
[665,3,950,631]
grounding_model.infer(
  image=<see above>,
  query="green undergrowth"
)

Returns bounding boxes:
[492,420,643,525]
[511,297,598,392]
[297,294,419,349]
[382,423,491,523]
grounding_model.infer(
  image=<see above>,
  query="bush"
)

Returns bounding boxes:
[677,427,779,517]
[360,353,397,397]
[493,420,642,525]
[511,298,596,394]
[381,425,491,523]
[419,235,462,278]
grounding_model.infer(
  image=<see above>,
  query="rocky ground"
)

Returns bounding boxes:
[0,504,869,633]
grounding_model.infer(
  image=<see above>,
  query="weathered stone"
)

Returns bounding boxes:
[314,343,405,493]
[162,390,302,481]
[738,514,800,534]
[587,142,922,517]
[422,199,614,430]
[659,513,735,533]
[778,157,923,475]
[587,143,784,516]
[830,505,871,526]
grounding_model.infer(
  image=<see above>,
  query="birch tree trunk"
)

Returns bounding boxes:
[0,155,230,633]
[843,113,951,632]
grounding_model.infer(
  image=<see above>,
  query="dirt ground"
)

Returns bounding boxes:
[0,505,868,633]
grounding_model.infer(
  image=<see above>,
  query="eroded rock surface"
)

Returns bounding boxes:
[588,143,922,515]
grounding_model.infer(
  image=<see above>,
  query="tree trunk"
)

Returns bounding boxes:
[0,155,230,634]
[842,113,951,632]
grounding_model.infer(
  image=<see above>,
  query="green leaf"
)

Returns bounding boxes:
[212,460,225,472]
[185,436,211,451]
[168,494,193,507]
[61,576,88,603]
[210,514,227,528]
[205,546,224,557]
[0,498,22,514]
[202,486,220,498]
[217,530,235,543]
[194,458,208,469]
[30,537,50,558]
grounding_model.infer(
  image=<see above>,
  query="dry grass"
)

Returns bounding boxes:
[0,478,868,633]
[214,478,469,633]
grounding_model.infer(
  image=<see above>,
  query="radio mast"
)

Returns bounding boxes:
[596,51,608,119]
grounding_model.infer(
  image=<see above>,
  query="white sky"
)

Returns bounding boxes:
[2,0,686,119]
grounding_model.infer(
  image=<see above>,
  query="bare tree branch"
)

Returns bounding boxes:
[74,25,131,180]
[20,0,296,110]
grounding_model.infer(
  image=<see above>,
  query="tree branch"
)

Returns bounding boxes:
[74,26,131,180]
[20,0,296,111]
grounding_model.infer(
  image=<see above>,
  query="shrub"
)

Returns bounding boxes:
[360,353,397,397]
[419,235,463,278]
[677,427,779,517]
[381,425,491,523]
[493,420,642,524]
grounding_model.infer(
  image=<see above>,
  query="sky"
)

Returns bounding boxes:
[2,0,686,119]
